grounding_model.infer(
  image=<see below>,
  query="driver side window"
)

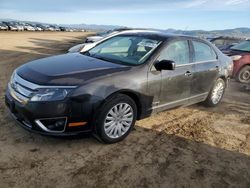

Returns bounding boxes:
[157,40,190,65]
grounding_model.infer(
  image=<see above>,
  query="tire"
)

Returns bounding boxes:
[236,66,250,84]
[94,94,137,144]
[203,78,226,107]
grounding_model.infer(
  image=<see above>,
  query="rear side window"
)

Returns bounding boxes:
[192,41,217,62]
[157,40,189,65]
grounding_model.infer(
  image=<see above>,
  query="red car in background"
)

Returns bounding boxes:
[227,40,250,83]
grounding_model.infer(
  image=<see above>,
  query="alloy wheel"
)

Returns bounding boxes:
[104,103,134,139]
[211,81,224,104]
[239,69,250,83]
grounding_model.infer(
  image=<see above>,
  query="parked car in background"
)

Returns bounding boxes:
[68,28,133,53]
[36,27,43,31]
[68,43,87,53]
[5,30,232,143]
[14,22,25,31]
[226,40,250,83]
[210,36,244,53]
[29,24,42,31]
[85,35,104,43]
[54,26,61,31]
[85,28,132,43]
[36,24,47,31]
[59,26,67,31]
[3,22,18,31]
[24,24,36,31]
[46,25,55,31]
[85,30,115,43]
[68,31,119,53]
[0,22,8,30]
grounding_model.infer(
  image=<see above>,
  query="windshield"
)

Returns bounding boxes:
[85,35,162,66]
[231,40,250,52]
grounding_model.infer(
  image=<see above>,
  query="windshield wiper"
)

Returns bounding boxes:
[81,51,91,56]
[94,55,113,62]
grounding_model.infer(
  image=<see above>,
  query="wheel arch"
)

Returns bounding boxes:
[236,64,250,76]
[101,89,143,120]
[218,75,228,87]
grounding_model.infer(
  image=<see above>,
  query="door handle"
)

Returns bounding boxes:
[215,66,220,71]
[184,71,192,76]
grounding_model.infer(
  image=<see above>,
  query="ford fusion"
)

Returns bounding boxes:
[5,30,233,143]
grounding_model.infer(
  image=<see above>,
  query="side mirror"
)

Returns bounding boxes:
[154,60,176,71]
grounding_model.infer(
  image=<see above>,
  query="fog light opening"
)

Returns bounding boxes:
[35,117,67,133]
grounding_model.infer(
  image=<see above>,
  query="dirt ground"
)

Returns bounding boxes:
[0,32,249,188]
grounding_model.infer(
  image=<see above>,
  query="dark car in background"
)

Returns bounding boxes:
[59,26,67,31]
[210,36,244,53]
[3,22,18,31]
[226,40,250,83]
[5,30,232,143]
[0,22,8,30]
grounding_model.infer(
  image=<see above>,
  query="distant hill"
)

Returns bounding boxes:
[61,23,122,31]
[164,28,250,38]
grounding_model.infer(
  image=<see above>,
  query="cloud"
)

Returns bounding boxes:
[0,0,250,13]
[185,0,208,8]
[226,0,250,5]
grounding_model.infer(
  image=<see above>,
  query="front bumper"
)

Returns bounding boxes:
[5,88,93,136]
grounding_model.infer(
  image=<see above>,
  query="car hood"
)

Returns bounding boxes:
[17,53,130,86]
[226,49,250,56]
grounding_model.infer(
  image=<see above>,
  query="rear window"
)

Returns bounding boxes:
[193,41,217,62]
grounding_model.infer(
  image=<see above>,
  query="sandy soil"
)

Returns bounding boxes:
[0,32,249,188]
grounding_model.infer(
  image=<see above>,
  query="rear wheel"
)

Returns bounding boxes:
[237,66,250,84]
[203,78,226,107]
[94,94,137,143]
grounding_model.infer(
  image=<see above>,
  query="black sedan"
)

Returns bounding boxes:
[5,30,233,143]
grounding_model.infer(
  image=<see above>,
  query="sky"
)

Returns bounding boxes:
[0,0,250,30]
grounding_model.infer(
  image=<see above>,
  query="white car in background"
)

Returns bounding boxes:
[36,27,43,31]
[68,28,132,53]
[24,24,36,31]
[16,25,24,31]
[85,36,104,43]
[68,31,119,53]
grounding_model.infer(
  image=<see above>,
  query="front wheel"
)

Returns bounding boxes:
[94,94,137,143]
[203,78,226,107]
[236,66,250,84]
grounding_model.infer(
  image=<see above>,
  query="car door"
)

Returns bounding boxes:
[190,40,220,98]
[150,39,194,112]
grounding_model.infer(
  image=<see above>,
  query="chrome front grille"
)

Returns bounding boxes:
[11,80,34,98]
[8,72,37,103]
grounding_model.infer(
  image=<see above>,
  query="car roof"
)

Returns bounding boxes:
[117,30,198,40]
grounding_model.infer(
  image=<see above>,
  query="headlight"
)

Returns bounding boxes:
[10,70,16,85]
[30,88,73,102]
[231,55,242,61]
